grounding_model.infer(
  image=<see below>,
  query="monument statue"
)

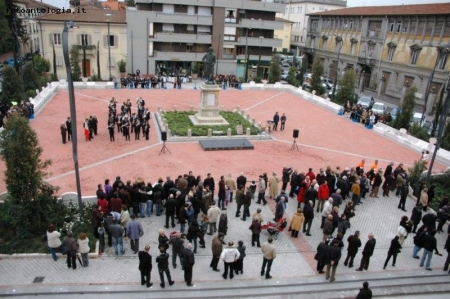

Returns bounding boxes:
[202,47,216,84]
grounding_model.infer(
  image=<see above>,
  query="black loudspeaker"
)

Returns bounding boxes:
[161,131,167,141]
[293,129,299,139]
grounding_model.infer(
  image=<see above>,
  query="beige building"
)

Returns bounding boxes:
[277,0,346,55]
[36,7,127,80]
[274,17,294,53]
[307,3,450,112]
[14,0,60,56]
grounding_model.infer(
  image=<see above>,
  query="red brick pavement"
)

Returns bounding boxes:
[0,87,444,197]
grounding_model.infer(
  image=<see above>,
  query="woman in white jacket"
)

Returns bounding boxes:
[77,232,90,267]
[47,224,65,261]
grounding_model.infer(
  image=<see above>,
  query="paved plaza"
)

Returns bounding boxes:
[0,81,449,298]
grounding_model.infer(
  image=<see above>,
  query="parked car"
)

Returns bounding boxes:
[390,107,401,120]
[280,61,290,68]
[371,102,386,115]
[328,85,340,98]
[323,77,333,89]
[302,82,311,91]
[281,70,289,81]
[357,96,372,108]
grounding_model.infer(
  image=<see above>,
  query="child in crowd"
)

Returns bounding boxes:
[225,186,230,208]
[249,180,257,199]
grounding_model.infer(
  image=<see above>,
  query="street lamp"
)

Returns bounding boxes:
[426,74,450,184]
[331,36,343,99]
[420,43,450,125]
[244,28,251,82]
[62,21,84,219]
[106,13,112,81]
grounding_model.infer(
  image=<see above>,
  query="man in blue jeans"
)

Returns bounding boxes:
[109,219,125,255]
[419,229,441,270]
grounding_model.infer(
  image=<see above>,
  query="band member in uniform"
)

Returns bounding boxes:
[88,116,95,140]
[109,97,117,116]
[137,97,145,118]
[108,119,115,142]
[66,117,72,141]
[124,99,132,118]
[143,108,150,122]
[130,113,137,134]
[143,120,150,140]
[122,115,130,141]
[134,118,141,140]
[116,113,123,133]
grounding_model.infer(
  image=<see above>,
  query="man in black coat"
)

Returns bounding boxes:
[344,230,361,268]
[156,247,174,288]
[383,236,401,269]
[325,239,342,282]
[410,203,423,233]
[384,162,394,179]
[138,245,153,288]
[303,200,314,236]
[182,243,195,286]
[356,281,372,299]
[281,167,293,191]
[356,233,376,271]
[236,172,247,189]
[204,173,215,198]
[164,194,177,228]
[422,213,438,232]
[315,240,329,273]
[163,176,175,200]
[272,112,279,131]
[289,170,299,198]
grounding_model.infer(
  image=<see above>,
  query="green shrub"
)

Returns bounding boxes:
[408,122,429,142]
[163,111,259,136]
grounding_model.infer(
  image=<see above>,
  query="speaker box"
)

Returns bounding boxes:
[161,131,167,141]
[293,129,299,139]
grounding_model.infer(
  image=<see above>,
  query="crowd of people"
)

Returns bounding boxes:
[46,160,449,294]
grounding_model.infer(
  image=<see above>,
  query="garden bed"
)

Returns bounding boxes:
[163,111,260,136]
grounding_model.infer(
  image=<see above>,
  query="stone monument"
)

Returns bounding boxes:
[189,47,229,126]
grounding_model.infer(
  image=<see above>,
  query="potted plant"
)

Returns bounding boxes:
[191,62,199,80]
[118,59,127,78]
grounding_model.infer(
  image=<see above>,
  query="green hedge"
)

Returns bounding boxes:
[163,111,260,136]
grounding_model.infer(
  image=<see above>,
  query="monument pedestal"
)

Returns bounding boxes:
[189,83,229,126]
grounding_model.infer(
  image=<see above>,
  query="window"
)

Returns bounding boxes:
[81,34,89,46]
[53,33,61,45]
[351,43,356,55]
[322,39,327,50]
[410,50,420,65]
[108,35,115,47]
[311,20,319,32]
[387,47,395,61]
[438,53,449,70]
[299,7,302,14]
[396,22,402,33]
[389,23,394,32]
[368,44,375,58]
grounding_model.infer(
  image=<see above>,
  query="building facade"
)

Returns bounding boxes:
[277,0,346,55]
[37,7,127,80]
[306,3,450,110]
[126,0,286,80]
[274,17,294,53]
[14,0,61,57]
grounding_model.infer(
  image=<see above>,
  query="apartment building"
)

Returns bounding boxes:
[273,17,294,53]
[277,0,346,55]
[36,7,127,80]
[306,3,450,109]
[126,0,285,80]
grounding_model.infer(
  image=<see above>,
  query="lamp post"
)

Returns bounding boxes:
[426,74,450,185]
[106,13,112,81]
[420,44,450,125]
[244,28,251,82]
[62,21,84,219]
[331,36,343,99]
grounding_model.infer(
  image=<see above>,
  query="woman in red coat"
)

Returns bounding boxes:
[317,182,329,213]
[297,176,311,209]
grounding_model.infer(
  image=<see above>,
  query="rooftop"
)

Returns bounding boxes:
[309,2,450,16]
[36,6,126,23]
[15,0,60,10]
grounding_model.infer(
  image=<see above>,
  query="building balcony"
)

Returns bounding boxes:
[152,51,207,61]
[357,57,375,67]
[237,36,282,48]
[149,11,213,26]
[151,32,212,44]
[240,18,284,30]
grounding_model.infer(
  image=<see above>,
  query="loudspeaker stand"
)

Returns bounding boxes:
[291,138,299,151]
[159,141,171,155]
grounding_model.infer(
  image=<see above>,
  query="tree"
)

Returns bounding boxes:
[97,41,101,80]
[125,0,136,7]
[0,66,23,105]
[392,86,417,130]
[334,69,356,105]
[75,44,96,77]
[440,121,450,151]
[287,66,299,87]
[0,115,52,204]
[0,0,14,54]
[268,54,281,83]
[431,87,444,137]
[22,62,41,93]
[32,55,50,76]
[52,43,57,77]
[310,58,325,96]
[70,44,81,81]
